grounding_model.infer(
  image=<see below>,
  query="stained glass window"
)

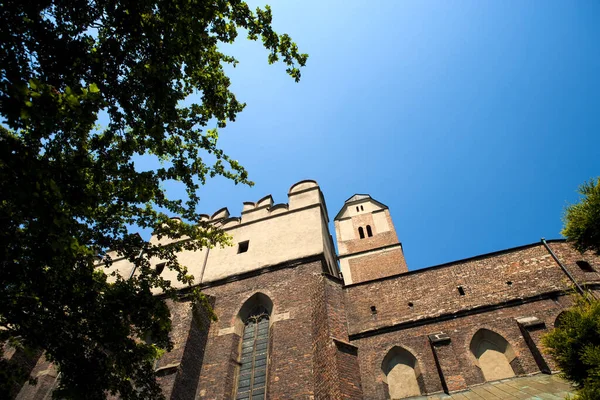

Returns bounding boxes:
[235,306,269,400]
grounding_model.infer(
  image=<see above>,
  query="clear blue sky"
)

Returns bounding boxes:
[155,1,599,270]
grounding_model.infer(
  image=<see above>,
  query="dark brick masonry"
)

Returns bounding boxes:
[10,240,600,400]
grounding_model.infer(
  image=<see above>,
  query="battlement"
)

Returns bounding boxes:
[102,180,338,288]
[194,179,328,229]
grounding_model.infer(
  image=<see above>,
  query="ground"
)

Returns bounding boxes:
[414,374,574,399]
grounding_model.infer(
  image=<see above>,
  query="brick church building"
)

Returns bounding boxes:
[13,180,600,399]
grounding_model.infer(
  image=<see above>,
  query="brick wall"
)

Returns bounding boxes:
[12,238,600,400]
[547,241,600,289]
[15,354,58,400]
[197,259,332,400]
[312,275,364,399]
[348,248,408,284]
[352,298,568,399]
[345,243,571,336]
[155,298,214,400]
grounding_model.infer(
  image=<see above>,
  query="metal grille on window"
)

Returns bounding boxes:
[236,306,269,400]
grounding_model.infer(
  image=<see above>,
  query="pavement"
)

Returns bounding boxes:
[411,374,575,399]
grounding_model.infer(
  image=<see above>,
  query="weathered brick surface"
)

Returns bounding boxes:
[348,248,407,284]
[334,340,363,399]
[15,354,58,400]
[339,208,408,284]
[343,213,399,255]
[548,241,600,288]
[312,275,364,399]
[155,298,214,400]
[2,343,43,399]
[345,243,570,336]
[518,322,552,374]
[197,260,336,400]
[12,233,600,400]
[352,298,568,399]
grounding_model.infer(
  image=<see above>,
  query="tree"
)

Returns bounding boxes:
[543,294,600,400]
[0,1,307,398]
[562,178,600,255]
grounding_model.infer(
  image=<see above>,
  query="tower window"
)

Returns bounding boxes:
[360,205,364,211]
[236,306,270,400]
[238,241,249,253]
[370,305,377,314]
[155,262,167,275]
[576,261,594,272]
[366,225,373,237]
[356,206,359,212]
[358,227,365,239]
[457,286,465,296]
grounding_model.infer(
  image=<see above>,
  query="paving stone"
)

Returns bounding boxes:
[421,375,576,400]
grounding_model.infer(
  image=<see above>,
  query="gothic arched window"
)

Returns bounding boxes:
[236,305,270,400]
[470,329,516,382]
[382,346,422,398]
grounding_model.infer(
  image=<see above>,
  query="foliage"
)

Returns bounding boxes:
[0,0,307,398]
[562,178,600,255]
[543,293,600,400]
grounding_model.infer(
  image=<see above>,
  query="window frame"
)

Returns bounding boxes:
[235,306,270,400]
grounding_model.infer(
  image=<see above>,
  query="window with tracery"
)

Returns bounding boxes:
[235,306,270,400]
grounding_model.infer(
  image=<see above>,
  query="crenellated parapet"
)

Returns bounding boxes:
[101,180,339,289]
[192,180,327,230]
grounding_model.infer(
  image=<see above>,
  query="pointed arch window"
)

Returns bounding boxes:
[236,306,270,400]
[382,346,422,398]
[470,329,516,382]
[366,225,373,237]
[358,227,365,239]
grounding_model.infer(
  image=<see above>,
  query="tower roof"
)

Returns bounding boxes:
[334,194,388,220]
[344,194,371,203]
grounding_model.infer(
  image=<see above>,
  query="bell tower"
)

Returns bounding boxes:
[334,194,408,284]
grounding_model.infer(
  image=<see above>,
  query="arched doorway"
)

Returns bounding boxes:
[470,329,516,381]
[382,346,422,399]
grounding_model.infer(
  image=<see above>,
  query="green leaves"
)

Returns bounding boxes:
[543,294,600,399]
[0,0,307,398]
[562,178,600,254]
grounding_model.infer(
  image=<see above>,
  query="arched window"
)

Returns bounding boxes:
[358,227,365,239]
[235,294,273,400]
[356,206,359,212]
[382,346,422,399]
[470,329,516,382]
[366,225,373,237]
[360,205,364,211]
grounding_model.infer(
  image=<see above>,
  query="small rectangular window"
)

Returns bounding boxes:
[457,286,465,296]
[238,241,249,253]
